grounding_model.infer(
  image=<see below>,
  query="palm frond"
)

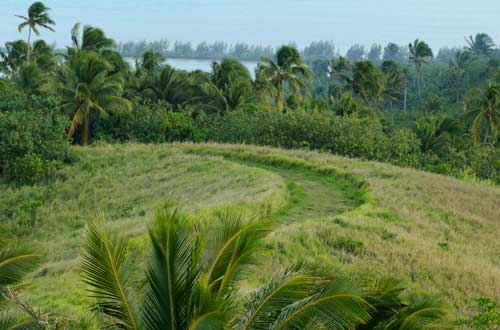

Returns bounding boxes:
[237,268,319,330]
[393,295,450,330]
[81,218,139,330]
[141,205,203,330]
[204,212,276,296]
[271,276,373,330]
[0,240,43,296]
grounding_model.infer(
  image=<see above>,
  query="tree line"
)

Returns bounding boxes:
[1,2,499,182]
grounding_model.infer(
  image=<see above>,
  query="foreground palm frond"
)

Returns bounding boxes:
[270,275,373,330]
[204,211,276,297]
[0,240,43,298]
[141,206,229,330]
[81,218,139,330]
[236,268,319,330]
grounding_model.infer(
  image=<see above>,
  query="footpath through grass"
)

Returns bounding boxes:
[182,143,500,316]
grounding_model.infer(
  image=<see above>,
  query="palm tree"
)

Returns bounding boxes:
[140,49,165,73]
[466,33,495,58]
[198,76,253,113]
[141,65,192,106]
[446,51,474,102]
[195,59,255,113]
[61,52,132,145]
[352,61,386,107]
[31,39,57,71]
[16,2,55,64]
[210,59,253,90]
[257,46,312,112]
[465,82,500,145]
[67,23,115,60]
[81,205,449,330]
[409,39,433,98]
[16,62,46,94]
[329,56,354,94]
[416,115,460,154]
[381,61,406,110]
[0,40,28,72]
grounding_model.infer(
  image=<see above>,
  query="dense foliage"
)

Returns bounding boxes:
[0,91,70,184]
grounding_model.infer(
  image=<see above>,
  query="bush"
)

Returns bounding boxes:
[3,154,61,185]
[0,95,70,185]
[94,104,201,143]
[197,110,422,166]
[464,296,500,329]
[446,145,500,184]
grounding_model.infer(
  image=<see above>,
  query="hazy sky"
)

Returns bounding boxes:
[1,0,499,51]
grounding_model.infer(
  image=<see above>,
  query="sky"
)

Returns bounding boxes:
[1,0,500,52]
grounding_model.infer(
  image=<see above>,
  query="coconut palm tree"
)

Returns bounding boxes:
[31,39,57,71]
[139,49,165,73]
[352,61,386,107]
[465,82,500,145]
[140,65,192,106]
[16,2,55,64]
[381,60,407,110]
[194,59,255,113]
[0,40,28,72]
[67,23,115,60]
[409,39,433,98]
[61,52,132,145]
[257,46,312,112]
[210,59,253,90]
[329,56,354,94]
[466,33,495,58]
[197,76,253,113]
[82,205,450,330]
[16,62,46,94]
[416,115,460,154]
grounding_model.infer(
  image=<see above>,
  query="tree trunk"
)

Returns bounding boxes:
[276,78,283,112]
[82,111,90,146]
[404,87,407,112]
[417,74,422,99]
[27,26,32,64]
[483,123,489,145]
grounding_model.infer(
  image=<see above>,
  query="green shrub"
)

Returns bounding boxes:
[464,296,500,329]
[3,154,61,185]
[94,104,201,143]
[446,145,500,184]
[197,110,422,166]
[0,96,70,184]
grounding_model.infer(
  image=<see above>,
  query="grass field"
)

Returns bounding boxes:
[2,142,500,325]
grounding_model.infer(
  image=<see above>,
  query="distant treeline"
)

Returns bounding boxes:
[116,39,500,63]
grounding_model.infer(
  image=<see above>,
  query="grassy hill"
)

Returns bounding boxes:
[2,142,500,324]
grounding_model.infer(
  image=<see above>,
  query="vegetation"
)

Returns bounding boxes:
[1,2,500,329]
[81,205,449,330]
